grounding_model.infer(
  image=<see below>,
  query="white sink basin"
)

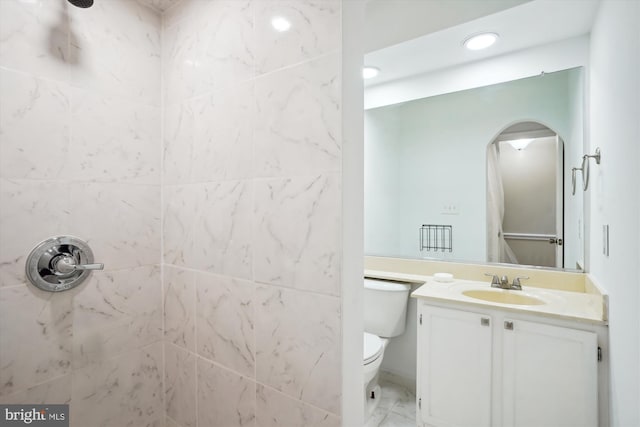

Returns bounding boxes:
[462,289,545,306]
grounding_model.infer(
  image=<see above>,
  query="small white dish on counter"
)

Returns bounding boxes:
[433,272,454,283]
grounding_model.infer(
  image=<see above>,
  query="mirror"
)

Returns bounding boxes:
[364,0,594,271]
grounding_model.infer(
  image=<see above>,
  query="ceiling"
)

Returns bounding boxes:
[365,0,531,52]
[364,0,599,87]
[137,0,182,13]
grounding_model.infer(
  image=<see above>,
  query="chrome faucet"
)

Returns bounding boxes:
[485,273,509,288]
[484,273,528,290]
[510,276,529,290]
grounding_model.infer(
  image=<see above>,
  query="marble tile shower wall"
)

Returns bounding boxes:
[161,1,343,426]
[0,0,163,426]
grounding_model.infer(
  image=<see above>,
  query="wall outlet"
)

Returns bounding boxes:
[441,204,460,215]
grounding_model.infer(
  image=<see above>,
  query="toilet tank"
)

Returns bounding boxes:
[364,278,411,338]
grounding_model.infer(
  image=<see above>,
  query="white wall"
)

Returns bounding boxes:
[342,1,366,425]
[588,1,640,425]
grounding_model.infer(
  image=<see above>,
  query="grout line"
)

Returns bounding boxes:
[160,170,343,189]
[191,346,338,421]
[161,264,341,299]
[0,65,161,110]
[254,381,341,420]
[159,6,167,424]
[193,271,199,427]
[252,49,342,82]
[0,371,71,402]
[161,49,341,107]
[250,1,258,392]
[0,176,162,186]
[165,413,182,427]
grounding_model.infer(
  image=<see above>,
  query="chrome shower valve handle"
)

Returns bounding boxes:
[25,236,104,292]
[53,256,104,274]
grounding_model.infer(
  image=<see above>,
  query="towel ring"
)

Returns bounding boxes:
[582,147,602,192]
[582,154,590,191]
[571,166,583,195]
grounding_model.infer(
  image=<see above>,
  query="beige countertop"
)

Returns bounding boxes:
[365,269,607,325]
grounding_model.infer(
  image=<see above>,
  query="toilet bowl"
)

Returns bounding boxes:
[363,331,386,419]
[363,279,411,419]
[363,332,386,389]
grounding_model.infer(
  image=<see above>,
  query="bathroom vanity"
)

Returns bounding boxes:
[364,257,609,427]
[412,279,608,427]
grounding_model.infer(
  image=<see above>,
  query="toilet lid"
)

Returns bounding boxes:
[363,332,383,365]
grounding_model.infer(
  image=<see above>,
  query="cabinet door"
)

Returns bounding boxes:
[502,319,598,427]
[418,305,493,427]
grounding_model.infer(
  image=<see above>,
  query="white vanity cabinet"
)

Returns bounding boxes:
[417,302,601,427]
[501,318,598,427]
[418,306,493,427]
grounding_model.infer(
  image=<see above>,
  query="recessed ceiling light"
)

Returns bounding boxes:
[463,32,499,51]
[508,138,533,151]
[271,16,292,32]
[362,66,380,79]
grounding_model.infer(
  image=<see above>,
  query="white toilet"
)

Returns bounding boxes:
[363,278,411,418]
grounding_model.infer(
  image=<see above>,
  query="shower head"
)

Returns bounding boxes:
[68,0,94,8]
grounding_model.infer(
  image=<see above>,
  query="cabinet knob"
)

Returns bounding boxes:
[481,317,490,326]
[504,321,514,330]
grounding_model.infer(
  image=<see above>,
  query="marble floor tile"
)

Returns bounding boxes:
[378,412,416,427]
[366,379,417,427]
[365,407,390,427]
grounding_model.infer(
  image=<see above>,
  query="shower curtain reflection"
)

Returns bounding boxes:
[487,142,518,264]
